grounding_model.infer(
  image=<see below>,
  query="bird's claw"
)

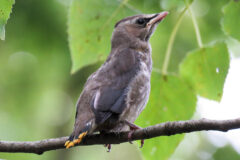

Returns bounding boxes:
[128,141,133,144]
[107,144,111,152]
[140,139,144,148]
[104,144,111,152]
[128,129,144,148]
[128,130,134,144]
[64,131,88,149]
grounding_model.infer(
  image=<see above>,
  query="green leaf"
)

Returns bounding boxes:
[68,0,192,74]
[128,0,161,13]
[160,0,185,11]
[213,145,240,160]
[68,0,134,73]
[136,73,196,160]
[222,1,240,41]
[0,0,15,40]
[180,42,230,101]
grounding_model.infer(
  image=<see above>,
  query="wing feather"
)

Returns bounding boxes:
[91,48,140,124]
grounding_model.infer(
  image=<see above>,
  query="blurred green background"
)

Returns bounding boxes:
[0,0,240,159]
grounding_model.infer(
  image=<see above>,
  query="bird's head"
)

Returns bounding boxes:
[112,11,169,46]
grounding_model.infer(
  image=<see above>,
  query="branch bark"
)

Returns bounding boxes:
[1,118,240,155]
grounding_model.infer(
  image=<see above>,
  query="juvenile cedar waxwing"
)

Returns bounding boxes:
[65,11,169,150]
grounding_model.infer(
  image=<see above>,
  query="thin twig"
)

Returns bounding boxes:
[0,118,240,155]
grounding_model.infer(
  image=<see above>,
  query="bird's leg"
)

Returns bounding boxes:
[121,120,144,148]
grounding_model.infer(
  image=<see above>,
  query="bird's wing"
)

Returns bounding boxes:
[91,48,139,124]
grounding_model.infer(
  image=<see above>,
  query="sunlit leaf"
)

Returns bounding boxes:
[136,73,197,160]
[0,0,15,40]
[222,1,240,41]
[68,0,134,73]
[180,42,230,101]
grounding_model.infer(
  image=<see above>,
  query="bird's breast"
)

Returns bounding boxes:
[119,60,151,127]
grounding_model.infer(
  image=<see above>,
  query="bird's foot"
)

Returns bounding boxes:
[101,131,112,152]
[128,130,144,148]
[104,144,112,152]
[140,139,144,148]
[122,120,145,148]
[64,131,88,149]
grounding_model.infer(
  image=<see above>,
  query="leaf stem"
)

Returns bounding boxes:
[162,7,189,75]
[188,5,203,48]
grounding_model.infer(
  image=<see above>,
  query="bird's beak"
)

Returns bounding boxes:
[147,11,169,27]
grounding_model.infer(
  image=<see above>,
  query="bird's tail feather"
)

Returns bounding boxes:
[65,120,95,149]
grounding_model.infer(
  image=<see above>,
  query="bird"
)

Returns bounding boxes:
[65,11,169,150]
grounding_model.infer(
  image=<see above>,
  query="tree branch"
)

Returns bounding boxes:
[1,118,240,155]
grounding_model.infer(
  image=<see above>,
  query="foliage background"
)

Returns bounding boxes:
[0,0,240,159]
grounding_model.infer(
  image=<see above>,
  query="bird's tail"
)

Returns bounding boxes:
[64,120,95,149]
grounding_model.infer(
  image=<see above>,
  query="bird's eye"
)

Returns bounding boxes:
[136,18,145,25]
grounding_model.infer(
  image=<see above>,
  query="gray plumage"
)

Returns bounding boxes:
[65,12,168,148]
